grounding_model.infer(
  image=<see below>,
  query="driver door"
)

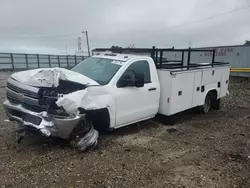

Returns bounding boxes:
[114,60,159,128]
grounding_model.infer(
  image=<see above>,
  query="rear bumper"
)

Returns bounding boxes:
[4,100,83,139]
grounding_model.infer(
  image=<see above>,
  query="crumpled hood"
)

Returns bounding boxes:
[11,67,99,87]
[10,68,116,129]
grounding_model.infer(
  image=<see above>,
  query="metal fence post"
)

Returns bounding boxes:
[37,54,40,68]
[212,49,215,67]
[159,50,163,68]
[10,53,14,71]
[57,55,60,67]
[187,47,191,70]
[66,55,69,69]
[48,55,51,68]
[181,51,184,66]
[151,46,156,61]
[25,54,28,69]
[74,55,77,65]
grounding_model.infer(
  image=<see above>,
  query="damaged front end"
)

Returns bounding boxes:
[4,68,100,150]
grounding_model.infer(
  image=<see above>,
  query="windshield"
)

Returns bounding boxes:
[71,57,123,85]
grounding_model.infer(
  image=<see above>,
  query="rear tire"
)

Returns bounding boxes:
[212,99,220,110]
[201,93,212,113]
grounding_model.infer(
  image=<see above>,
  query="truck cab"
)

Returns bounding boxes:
[71,53,161,130]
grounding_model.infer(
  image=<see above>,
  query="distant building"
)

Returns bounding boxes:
[244,40,250,46]
[193,44,250,77]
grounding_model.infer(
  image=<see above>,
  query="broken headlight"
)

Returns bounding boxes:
[47,103,70,118]
[38,88,58,106]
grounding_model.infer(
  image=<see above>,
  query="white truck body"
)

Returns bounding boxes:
[3,47,230,144]
[158,67,230,116]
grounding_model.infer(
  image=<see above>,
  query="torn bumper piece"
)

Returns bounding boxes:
[3,100,83,139]
[77,126,99,151]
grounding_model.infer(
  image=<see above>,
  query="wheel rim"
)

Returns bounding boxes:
[204,96,211,113]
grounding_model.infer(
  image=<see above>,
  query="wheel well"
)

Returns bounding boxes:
[85,108,110,132]
[207,89,218,100]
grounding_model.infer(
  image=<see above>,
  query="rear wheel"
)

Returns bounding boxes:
[201,93,212,113]
[212,98,220,110]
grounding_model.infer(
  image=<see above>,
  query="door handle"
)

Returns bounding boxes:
[148,88,156,91]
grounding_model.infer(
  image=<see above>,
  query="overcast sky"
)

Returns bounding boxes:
[0,0,250,54]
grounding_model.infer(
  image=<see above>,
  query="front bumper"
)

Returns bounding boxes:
[4,100,83,139]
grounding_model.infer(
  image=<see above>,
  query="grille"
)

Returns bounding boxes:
[23,113,42,125]
[7,82,39,99]
[8,109,42,125]
[22,103,45,112]
[7,94,45,113]
[6,94,19,104]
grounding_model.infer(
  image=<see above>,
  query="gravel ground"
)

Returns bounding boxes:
[0,72,250,188]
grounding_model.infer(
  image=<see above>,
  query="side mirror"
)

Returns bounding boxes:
[118,70,135,87]
[118,71,144,88]
[135,73,144,87]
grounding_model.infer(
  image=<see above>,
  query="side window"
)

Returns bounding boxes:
[126,60,151,83]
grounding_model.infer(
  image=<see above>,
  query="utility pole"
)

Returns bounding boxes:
[82,31,91,56]
[65,45,68,55]
[188,41,192,48]
[77,37,83,52]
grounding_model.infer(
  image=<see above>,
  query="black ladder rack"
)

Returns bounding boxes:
[93,46,229,70]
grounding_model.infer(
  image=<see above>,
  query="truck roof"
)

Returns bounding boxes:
[93,52,147,62]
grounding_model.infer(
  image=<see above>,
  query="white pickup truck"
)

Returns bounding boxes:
[3,47,230,149]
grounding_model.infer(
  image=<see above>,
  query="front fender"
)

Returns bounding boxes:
[56,86,116,129]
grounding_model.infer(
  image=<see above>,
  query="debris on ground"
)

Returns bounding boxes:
[166,127,178,133]
[77,126,99,151]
